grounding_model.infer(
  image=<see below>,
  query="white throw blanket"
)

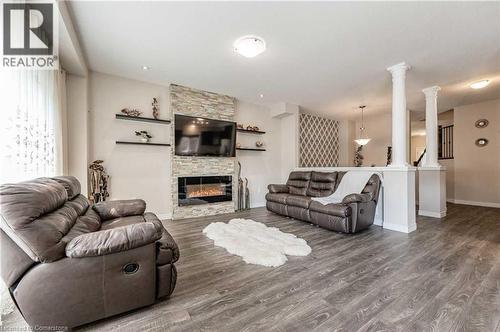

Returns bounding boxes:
[203,219,311,267]
[312,171,377,205]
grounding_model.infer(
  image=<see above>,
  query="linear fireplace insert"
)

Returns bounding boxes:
[178,176,232,206]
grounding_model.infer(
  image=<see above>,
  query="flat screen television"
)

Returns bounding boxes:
[174,114,236,157]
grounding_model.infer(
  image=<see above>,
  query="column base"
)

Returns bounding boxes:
[418,167,447,219]
[383,221,417,233]
[418,209,447,218]
[382,167,417,233]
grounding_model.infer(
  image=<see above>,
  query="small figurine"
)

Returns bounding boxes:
[237,123,244,129]
[121,108,142,117]
[252,126,260,131]
[246,125,253,131]
[152,97,159,119]
[135,130,153,143]
[255,141,264,148]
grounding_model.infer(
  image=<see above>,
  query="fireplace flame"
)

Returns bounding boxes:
[187,185,225,198]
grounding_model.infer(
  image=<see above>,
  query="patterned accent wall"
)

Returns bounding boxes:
[170,84,237,219]
[299,113,340,167]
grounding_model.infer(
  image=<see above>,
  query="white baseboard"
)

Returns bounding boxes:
[447,199,500,209]
[383,222,417,234]
[418,209,446,218]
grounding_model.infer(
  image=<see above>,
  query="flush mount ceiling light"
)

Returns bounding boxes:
[354,105,371,146]
[142,66,151,71]
[233,35,266,58]
[470,80,491,89]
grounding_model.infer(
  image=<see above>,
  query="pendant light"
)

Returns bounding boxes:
[354,105,371,146]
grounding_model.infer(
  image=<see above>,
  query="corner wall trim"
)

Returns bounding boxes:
[448,199,500,209]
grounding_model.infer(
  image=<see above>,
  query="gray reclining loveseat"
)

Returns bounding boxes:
[266,171,381,233]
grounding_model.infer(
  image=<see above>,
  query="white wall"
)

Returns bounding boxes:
[88,72,172,216]
[235,101,282,207]
[355,112,392,166]
[453,99,500,206]
[66,74,89,195]
[338,119,355,166]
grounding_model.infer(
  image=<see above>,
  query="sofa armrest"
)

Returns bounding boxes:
[268,184,289,193]
[156,230,180,264]
[93,199,146,221]
[342,193,373,204]
[66,222,163,258]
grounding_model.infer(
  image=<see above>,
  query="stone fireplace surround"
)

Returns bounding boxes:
[170,84,237,219]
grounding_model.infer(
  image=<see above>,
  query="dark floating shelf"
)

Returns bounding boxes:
[236,128,266,134]
[236,147,266,152]
[116,141,171,147]
[115,114,171,124]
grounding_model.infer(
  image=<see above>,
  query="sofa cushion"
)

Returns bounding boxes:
[286,195,312,209]
[265,193,289,205]
[0,178,68,229]
[100,215,146,230]
[286,171,312,196]
[62,208,101,243]
[53,176,81,200]
[309,201,351,218]
[0,180,89,262]
[306,171,337,197]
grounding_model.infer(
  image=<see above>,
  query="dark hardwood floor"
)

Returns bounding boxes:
[3,203,500,331]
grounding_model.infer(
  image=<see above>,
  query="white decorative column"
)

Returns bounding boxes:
[387,62,410,167]
[422,86,440,167]
[383,62,417,233]
[418,86,447,218]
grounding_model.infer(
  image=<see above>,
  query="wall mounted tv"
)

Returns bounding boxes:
[174,114,236,157]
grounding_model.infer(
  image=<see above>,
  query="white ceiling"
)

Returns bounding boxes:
[68,1,500,119]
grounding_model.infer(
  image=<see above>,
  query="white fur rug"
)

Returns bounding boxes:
[202,218,311,267]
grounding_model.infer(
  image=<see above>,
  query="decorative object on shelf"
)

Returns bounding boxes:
[236,142,241,148]
[88,160,109,203]
[252,126,260,131]
[236,162,251,211]
[237,123,244,130]
[354,145,364,167]
[475,119,489,128]
[245,178,250,210]
[354,105,371,146]
[238,162,244,211]
[246,125,254,131]
[386,146,392,166]
[255,141,264,148]
[152,97,159,119]
[475,138,489,147]
[135,130,153,143]
[121,108,142,117]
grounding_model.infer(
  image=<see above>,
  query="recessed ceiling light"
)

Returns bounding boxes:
[470,80,490,89]
[142,66,151,71]
[233,35,266,58]
[259,94,264,98]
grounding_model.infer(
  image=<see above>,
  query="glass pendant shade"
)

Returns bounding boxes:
[354,138,371,146]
